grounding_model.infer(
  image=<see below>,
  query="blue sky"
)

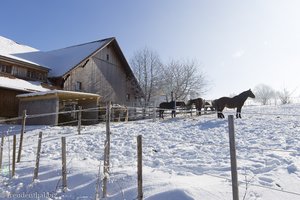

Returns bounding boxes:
[1,0,300,99]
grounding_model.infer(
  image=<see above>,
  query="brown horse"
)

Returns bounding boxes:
[158,101,186,119]
[213,89,255,118]
[186,98,204,116]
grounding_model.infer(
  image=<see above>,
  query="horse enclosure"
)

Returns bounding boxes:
[0,103,299,199]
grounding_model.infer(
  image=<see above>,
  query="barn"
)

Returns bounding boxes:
[0,36,143,122]
[14,37,144,106]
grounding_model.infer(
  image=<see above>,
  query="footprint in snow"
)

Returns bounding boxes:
[258,176,274,187]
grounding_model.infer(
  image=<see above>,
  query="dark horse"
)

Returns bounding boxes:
[158,101,186,119]
[186,98,204,116]
[213,89,255,118]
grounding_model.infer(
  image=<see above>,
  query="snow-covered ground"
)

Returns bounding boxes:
[0,104,300,199]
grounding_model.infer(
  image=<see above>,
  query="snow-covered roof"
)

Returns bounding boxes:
[17,89,100,98]
[0,36,38,54]
[0,75,50,92]
[0,36,114,76]
[0,36,42,66]
[13,38,113,77]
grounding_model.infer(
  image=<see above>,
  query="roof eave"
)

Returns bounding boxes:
[0,55,50,72]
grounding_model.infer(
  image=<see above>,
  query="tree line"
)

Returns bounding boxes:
[253,84,295,105]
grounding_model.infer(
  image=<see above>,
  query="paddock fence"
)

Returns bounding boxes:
[0,103,300,199]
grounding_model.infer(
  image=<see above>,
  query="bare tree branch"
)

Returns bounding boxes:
[130,47,162,106]
[160,59,208,101]
[254,84,275,105]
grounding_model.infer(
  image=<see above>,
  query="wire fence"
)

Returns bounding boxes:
[0,103,300,199]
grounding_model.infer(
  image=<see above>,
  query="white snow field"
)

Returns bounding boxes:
[0,104,300,200]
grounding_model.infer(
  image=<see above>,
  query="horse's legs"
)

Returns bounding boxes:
[217,105,225,118]
[217,111,225,118]
[159,110,164,119]
[197,108,201,116]
[217,111,221,118]
[172,109,176,118]
[236,107,242,118]
[218,112,225,118]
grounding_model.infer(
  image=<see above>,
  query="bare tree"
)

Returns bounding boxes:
[130,47,163,106]
[277,88,291,104]
[160,59,208,101]
[254,84,275,105]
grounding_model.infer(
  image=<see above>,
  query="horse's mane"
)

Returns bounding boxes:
[233,90,251,99]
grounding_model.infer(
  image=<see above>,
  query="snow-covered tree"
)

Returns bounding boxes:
[277,88,291,104]
[254,84,275,105]
[160,59,208,101]
[130,47,163,106]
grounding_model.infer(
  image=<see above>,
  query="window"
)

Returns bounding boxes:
[75,81,82,91]
[26,70,46,81]
[106,54,110,61]
[0,64,12,74]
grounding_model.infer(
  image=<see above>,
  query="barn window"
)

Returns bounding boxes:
[75,81,82,91]
[26,70,45,81]
[0,64,12,74]
[26,70,35,79]
[106,54,110,61]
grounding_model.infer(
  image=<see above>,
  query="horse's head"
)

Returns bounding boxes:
[247,89,255,98]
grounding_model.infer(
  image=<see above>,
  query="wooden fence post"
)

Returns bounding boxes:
[228,115,239,200]
[111,105,114,122]
[142,107,146,119]
[12,135,16,177]
[137,135,143,200]
[78,106,82,135]
[0,135,4,171]
[61,137,67,192]
[153,107,156,122]
[17,110,26,163]
[125,106,129,122]
[33,132,43,181]
[103,101,111,198]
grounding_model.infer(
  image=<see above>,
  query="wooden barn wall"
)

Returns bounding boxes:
[19,96,59,125]
[63,46,138,105]
[0,88,25,118]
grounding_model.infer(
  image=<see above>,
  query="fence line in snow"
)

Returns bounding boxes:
[1,104,300,198]
[0,104,146,199]
[2,103,300,125]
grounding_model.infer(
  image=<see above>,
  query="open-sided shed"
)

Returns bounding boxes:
[17,90,100,125]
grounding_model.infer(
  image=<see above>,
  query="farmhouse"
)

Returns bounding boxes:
[0,37,52,118]
[0,36,143,123]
